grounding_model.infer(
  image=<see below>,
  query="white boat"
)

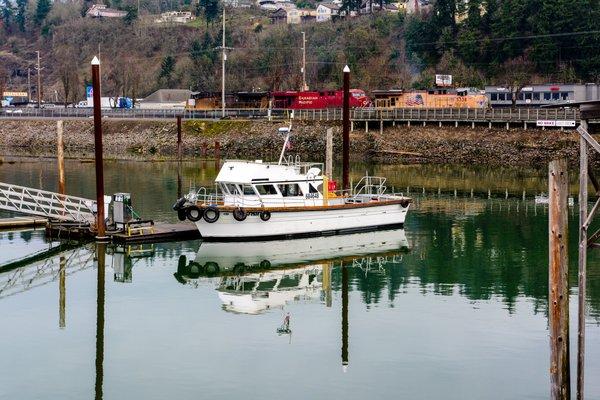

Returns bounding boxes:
[173,126,411,241]
[173,228,409,314]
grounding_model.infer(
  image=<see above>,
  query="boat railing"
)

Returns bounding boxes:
[353,176,387,197]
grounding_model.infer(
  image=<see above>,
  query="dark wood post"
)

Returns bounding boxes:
[56,120,65,195]
[176,115,183,161]
[548,159,571,400]
[91,57,105,239]
[341,264,349,371]
[95,242,106,400]
[342,65,350,192]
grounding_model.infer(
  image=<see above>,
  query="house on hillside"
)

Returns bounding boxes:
[86,4,127,18]
[269,7,289,23]
[316,3,339,21]
[287,8,317,23]
[154,11,195,24]
[223,0,253,7]
[360,0,399,13]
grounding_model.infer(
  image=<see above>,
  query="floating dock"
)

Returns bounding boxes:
[0,217,47,230]
[45,221,200,244]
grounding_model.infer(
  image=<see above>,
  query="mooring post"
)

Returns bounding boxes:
[548,159,571,400]
[325,128,333,179]
[342,65,350,192]
[341,263,349,372]
[56,120,65,195]
[577,120,589,400]
[59,256,65,329]
[91,56,106,239]
[95,242,106,400]
[176,115,183,161]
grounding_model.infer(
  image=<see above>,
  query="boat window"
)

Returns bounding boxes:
[224,183,239,195]
[255,184,278,195]
[242,185,257,196]
[278,183,303,197]
[308,183,321,194]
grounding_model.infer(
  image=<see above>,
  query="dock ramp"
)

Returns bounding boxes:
[0,182,96,224]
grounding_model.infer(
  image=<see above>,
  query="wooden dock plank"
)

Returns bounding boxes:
[110,223,200,244]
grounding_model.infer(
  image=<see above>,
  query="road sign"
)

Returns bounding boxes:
[536,120,576,127]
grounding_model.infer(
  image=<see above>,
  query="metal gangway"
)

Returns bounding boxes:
[0,244,95,300]
[0,182,96,224]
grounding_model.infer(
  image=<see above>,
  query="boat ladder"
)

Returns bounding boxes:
[0,182,96,225]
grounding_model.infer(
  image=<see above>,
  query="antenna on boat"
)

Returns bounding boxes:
[277,122,293,165]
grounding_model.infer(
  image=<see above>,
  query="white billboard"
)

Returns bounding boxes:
[435,74,453,87]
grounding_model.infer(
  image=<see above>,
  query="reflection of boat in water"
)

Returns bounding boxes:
[173,229,409,314]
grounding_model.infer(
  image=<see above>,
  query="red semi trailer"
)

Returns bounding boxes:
[271,89,371,109]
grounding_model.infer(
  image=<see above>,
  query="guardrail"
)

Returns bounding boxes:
[0,106,582,123]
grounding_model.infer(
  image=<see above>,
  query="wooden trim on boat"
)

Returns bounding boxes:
[196,197,412,213]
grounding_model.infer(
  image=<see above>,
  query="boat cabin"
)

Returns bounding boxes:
[214,160,327,208]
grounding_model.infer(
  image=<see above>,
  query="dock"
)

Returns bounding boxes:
[45,221,200,244]
[0,217,47,230]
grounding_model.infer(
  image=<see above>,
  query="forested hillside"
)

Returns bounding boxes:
[0,0,599,103]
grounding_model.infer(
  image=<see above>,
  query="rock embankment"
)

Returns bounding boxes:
[0,118,580,167]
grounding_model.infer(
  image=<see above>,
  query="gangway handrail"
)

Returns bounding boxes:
[0,182,96,224]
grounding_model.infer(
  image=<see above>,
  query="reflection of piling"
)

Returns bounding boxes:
[59,255,65,329]
[57,120,65,195]
[548,159,570,400]
[91,57,105,239]
[322,262,332,307]
[341,264,349,370]
[342,66,350,192]
[95,243,106,400]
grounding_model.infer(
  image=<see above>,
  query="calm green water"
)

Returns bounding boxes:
[1,160,600,400]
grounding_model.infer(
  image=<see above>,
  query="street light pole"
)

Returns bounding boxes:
[301,31,307,91]
[36,51,42,108]
[221,7,226,118]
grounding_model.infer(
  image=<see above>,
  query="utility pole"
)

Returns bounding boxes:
[216,7,232,119]
[27,68,31,102]
[301,31,307,91]
[222,8,225,118]
[36,51,42,108]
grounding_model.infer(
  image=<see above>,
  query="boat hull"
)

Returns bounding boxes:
[194,202,409,241]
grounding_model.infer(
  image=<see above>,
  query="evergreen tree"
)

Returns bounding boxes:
[158,55,175,86]
[198,0,219,26]
[15,0,26,31]
[34,0,51,25]
[1,0,14,32]
[123,5,138,25]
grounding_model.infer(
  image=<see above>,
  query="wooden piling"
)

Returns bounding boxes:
[56,120,65,195]
[577,121,589,400]
[342,65,350,192]
[176,115,183,161]
[548,159,571,400]
[341,264,349,370]
[214,140,221,160]
[59,255,65,329]
[91,57,105,239]
[95,242,106,400]
[325,128,333,179]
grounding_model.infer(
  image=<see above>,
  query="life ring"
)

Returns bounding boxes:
[177,209,186,221]
[186,205,203,222]
[203,206,220,223]
[233,208,247,221]
[260,211,271,221]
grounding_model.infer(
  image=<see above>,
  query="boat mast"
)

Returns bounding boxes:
[278,123,292,165]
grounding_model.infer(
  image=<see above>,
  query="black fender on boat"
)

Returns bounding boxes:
[186,205,204,222]
[260,211,271,221]
[172,197,187,211]
[203,206,220,223]
[233,208,247,221]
